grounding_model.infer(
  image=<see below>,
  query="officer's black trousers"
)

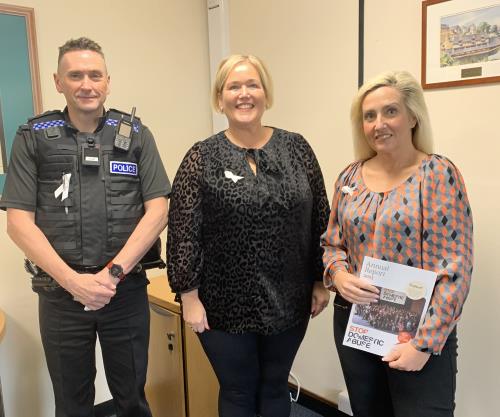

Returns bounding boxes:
[38,281,152,417]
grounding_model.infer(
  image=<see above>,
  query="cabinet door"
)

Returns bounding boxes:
[146,303,186,417]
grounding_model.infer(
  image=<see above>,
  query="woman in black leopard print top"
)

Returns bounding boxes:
[167,54,330,417]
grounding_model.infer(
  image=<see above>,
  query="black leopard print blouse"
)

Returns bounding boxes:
[167,128,330,335]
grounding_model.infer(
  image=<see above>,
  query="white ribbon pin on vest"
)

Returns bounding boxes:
[54,173,71,214]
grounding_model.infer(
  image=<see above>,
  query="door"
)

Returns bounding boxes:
[146,303,186,417]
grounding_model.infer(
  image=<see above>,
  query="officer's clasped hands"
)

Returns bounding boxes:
[65,269,117,310]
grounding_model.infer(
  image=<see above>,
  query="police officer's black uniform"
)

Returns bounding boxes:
[0,108,171,417]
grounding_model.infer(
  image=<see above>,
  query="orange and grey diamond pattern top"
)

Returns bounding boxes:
[321,154,473,354]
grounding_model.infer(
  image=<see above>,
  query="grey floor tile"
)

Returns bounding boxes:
[290,401,324,417]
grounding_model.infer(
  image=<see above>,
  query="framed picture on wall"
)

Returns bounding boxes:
[0,3,42,194]
[422,0,500,89]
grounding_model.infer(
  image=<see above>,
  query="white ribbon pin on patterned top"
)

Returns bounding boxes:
[224,170,244,183]
[341,185,356,196]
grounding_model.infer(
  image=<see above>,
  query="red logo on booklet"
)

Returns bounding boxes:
[397,331,412,343]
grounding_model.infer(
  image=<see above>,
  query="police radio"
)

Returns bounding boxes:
[114,107,136,152]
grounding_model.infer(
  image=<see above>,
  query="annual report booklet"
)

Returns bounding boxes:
[342,256,437,356]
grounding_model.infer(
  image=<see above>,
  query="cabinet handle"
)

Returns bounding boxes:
[167,332,175,340]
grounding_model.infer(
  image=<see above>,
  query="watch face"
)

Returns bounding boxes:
[110,264,123,277]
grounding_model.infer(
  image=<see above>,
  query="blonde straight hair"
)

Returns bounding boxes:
[351,70,433,160]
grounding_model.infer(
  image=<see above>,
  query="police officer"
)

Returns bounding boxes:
[0,37,170,417]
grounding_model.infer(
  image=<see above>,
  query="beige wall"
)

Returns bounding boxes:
[0,1,211,416]
[229,0,500,416]
[365,2,500,416]
[228,0,359,402]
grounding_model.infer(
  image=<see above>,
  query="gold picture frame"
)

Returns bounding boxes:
[422,0,500,89]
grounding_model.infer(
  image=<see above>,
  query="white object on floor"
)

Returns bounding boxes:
[289,371,300,402]
[338,389,353,416]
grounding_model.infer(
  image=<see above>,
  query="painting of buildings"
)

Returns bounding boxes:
[440,4,500,67]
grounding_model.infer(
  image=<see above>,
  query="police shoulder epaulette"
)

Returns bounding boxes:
[28,110,66,131]
[20,123,33,140]
[28,110,64,123]
[19,124,37,154]
[106,108,142,134]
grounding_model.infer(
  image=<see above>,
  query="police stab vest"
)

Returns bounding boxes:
[26,109,145,266]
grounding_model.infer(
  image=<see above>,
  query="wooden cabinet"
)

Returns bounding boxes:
[147,303,186,417]
[146,277,219,417]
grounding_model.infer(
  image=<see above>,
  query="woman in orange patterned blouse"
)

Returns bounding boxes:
[321,70,473,417]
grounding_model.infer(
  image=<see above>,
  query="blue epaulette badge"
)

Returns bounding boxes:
[106,119,139,133]
[32,120,66,130]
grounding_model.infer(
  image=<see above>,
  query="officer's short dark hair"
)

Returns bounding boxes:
[58,37,104,63]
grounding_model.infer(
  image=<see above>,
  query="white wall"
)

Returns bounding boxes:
[228,1,500,416]
[0,1,212,416]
